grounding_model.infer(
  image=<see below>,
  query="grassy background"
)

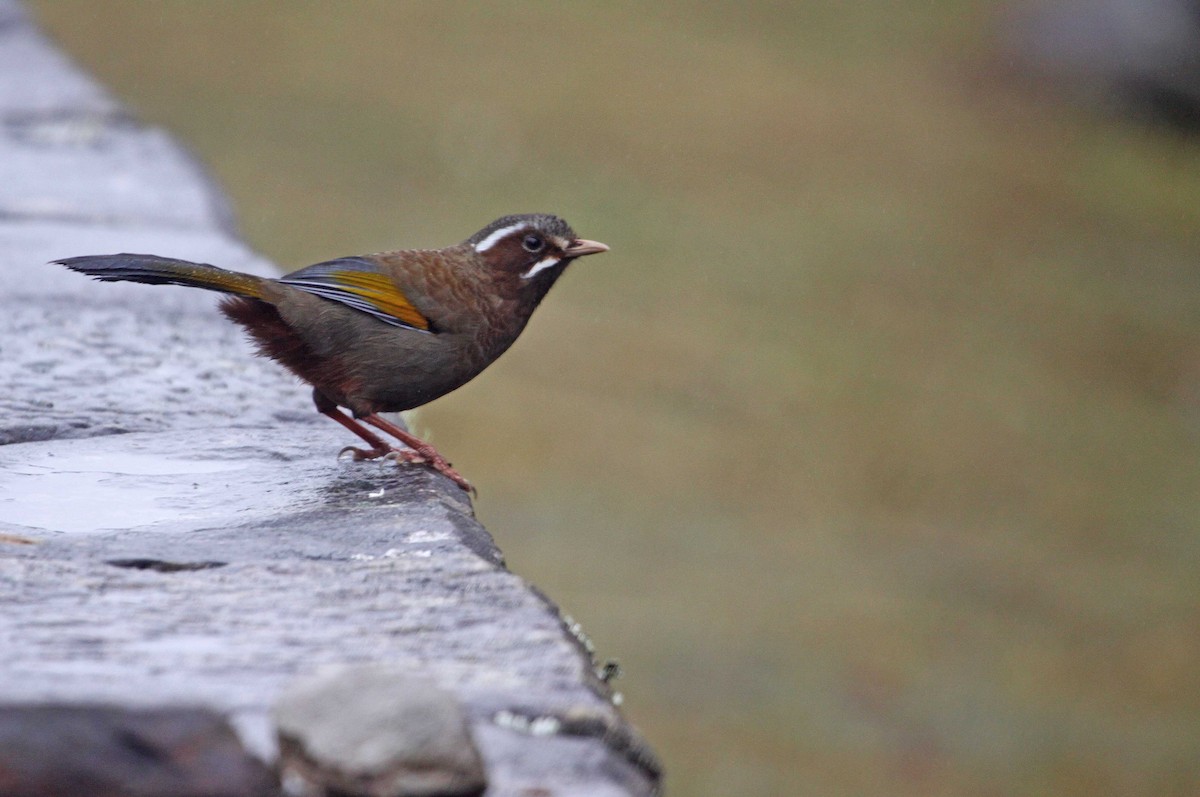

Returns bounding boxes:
[28,2,1200,794]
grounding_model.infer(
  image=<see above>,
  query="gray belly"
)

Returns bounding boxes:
[346,324,486,412]
[278,294,493,413]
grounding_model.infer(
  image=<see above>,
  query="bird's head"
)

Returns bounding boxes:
[467,214,609,290]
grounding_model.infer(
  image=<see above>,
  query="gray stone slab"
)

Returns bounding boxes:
[0,1,234,231]
[0,2,119,117]
[1,118,236,230]
[0,427,655,794]
[0,220,293,446]
[0,3,660,794]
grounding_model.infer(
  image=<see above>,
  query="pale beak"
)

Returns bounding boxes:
[563,238,610,258]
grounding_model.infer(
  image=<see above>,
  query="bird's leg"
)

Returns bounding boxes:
[320,407,392,460]
[312,388,393,460]
[311,389,472,492]
[362,413,473,494]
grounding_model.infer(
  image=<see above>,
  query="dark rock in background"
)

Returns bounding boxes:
[0,705,278,797]
[999,0,1200,131]
[0,2,660,794]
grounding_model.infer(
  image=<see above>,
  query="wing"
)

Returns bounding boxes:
[277,256,434,333]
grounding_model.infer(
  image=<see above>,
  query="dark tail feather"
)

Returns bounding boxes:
[54,254,266,299]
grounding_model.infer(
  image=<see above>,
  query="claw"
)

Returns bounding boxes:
[338,445,388,461]
[387,449,474,494]
[381,449,425,465]
[422,456,475,495]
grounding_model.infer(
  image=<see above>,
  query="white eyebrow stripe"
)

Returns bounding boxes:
[474,223,528,253]
[521,255,563,280]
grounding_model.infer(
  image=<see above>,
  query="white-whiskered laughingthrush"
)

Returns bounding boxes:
[55,214,609,492]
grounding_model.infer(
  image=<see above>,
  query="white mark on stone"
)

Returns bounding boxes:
[406,529,453,544]
[493,710,562,736]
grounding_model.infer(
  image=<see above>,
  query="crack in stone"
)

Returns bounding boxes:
[106,559,229,573]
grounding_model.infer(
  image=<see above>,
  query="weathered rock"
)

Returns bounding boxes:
[0,2,660,795]
[0,704,278,797]
[275,666,486,797]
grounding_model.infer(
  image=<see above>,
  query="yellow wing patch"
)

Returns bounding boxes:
[278,256,435,332]
[329,270,431,331]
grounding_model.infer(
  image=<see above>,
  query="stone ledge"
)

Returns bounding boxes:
[0,2,659,794]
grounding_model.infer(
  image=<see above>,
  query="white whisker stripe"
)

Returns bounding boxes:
[473,223,527,253]
[522,255,562,280]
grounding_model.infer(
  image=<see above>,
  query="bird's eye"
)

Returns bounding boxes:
[521,234,544,252]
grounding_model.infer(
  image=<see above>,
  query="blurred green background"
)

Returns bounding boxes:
[28,2,1200,794]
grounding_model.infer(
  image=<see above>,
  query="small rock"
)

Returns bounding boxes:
[273,666,486,797]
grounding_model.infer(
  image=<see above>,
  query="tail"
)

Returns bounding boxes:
[54,254,267,299]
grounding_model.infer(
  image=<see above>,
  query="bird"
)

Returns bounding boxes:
[54,214,609,492]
